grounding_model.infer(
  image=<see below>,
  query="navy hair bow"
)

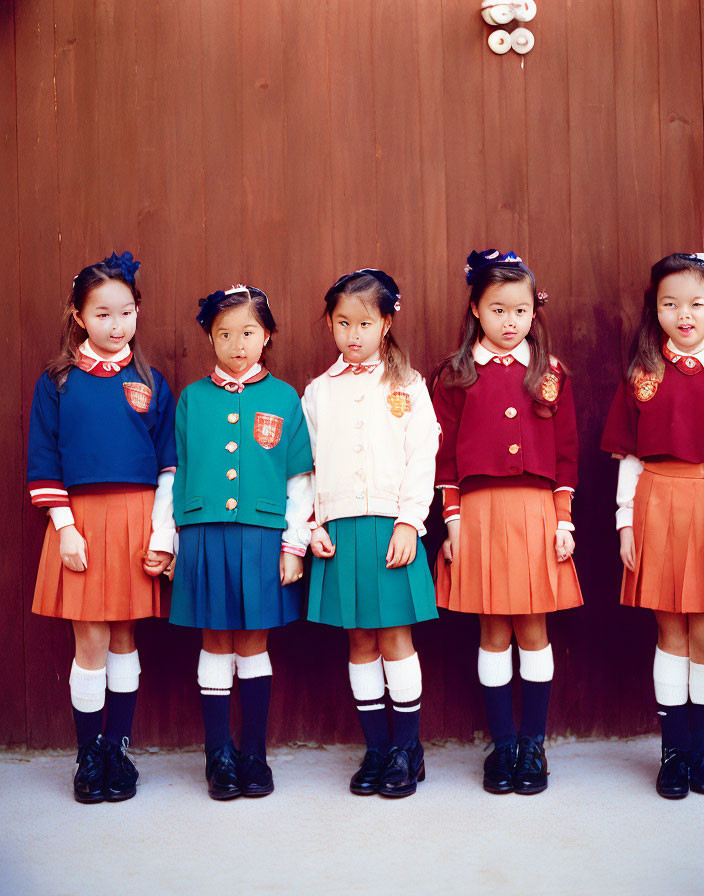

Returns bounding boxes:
[464,249,533,286]
[196,289,227,330]
[103,251,141,284]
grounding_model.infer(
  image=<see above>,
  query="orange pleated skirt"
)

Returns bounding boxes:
[435,485,583,616]
[33,485,161,621]
[622,459,704,613]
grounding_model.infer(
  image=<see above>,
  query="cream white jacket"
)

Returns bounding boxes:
[302,356,439,534]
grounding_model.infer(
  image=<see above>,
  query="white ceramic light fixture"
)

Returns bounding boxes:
[481,1,536,54]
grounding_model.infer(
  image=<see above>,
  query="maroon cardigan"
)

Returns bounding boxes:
[433,358,579,492]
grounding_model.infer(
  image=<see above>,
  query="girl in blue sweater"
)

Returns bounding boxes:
[28,252,177,803]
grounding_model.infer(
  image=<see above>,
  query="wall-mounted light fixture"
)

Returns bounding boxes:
[481,1,536,55]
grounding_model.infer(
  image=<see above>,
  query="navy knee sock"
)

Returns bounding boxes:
[691,703,704,753]
[357,705,390,753]
[202,695,232,753]
[481,683,516,746]
[73,707,103,747]
[519,679,552,739]
[658,703,690,751]
[103,689,138,745]
[239,676,272,760]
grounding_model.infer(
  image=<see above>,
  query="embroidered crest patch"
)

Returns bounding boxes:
[633,374,659,402]
[254,412,283,449]
[123,381,152,413]
[540,373,560,404]
[387,391,411,418]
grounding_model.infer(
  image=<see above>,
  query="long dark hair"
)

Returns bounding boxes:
[627,253,704,383]
[432,265,552,408]
[324,272,413,389]
[46,261,153,391]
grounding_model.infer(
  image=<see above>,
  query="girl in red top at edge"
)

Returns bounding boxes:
[432,250,583,796]
[602,253,704,800]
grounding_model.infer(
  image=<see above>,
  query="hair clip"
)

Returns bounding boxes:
[225,284,250,297]
[103,251,141,284]
[537,290,548,307]
[394,299,402,311]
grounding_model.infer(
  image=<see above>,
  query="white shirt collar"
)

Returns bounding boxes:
[473,338,530,367]
[666,338,704,363]
[327,353,383,377]
[214,362,262,386]
[79,339,132,364]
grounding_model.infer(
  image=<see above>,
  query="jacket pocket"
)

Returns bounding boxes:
[184,496,203,512]
[256,497,285,515]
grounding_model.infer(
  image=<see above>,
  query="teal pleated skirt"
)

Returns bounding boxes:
[307,516,438,629]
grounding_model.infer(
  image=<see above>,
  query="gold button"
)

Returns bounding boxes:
[505,407,517,419]
[508,443,520,455]
[226,498,237,510]
[226,469,237,480]
[227,413,239,424]
[225,441,238,452]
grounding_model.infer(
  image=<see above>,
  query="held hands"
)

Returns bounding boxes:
[59,525,88,572]
[280,551,304,585]
[441,519,461,563]
[619,526,636,572]
[311,526,336,559]
[555,529,575,563]
[142,550,173,578]
[386,522,418,569]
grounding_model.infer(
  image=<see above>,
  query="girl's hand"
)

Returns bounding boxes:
[280,552,304,585]
[143,550,173,577]
[442,519,461,563]
[619,526,636,572]
[311,526,335,559]
[555,529,575,563]
[386,523,417,569]
[59,525,88,572]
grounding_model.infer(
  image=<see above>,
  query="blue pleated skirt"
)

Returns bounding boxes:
[170,523,303,631]
[307,516,438,629]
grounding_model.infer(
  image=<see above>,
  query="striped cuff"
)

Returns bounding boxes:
[29,479,70,508]
[281,543,306,557]
[442,486,461,523]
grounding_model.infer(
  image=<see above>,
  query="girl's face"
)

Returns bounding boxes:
[73,279,137,357]
[656,270,704,353]
[211,303,270,378]
[471,279,535,355]
[327,292,391,365]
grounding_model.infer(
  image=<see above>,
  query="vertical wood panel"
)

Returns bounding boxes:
[15,0,70,749]
[0,0,27,745]
[4,0,704,746]
[657,0,704,252]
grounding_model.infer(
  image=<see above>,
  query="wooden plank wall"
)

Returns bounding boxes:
[2,0,703,747]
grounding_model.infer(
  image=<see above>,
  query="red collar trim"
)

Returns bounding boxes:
[663,341,703,376]
[210,367,269,392]
[76,351,133,377]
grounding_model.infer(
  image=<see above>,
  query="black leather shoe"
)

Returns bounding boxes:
[656,746,689,799]
[690,750,704,794]
[73,735,106,804]
[102,737,139,802]
[350,748,386,795]
[205,740,241,800]
[378,742,425,798]
[239,753,274,797]
[483,740,518,794]
[513,735,548,795]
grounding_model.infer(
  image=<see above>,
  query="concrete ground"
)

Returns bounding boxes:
[1,737,702,896]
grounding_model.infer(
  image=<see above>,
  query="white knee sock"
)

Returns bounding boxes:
[349,656,385,710]
[197,650,235,695]
[518,644,554,682]
[383,653,422,712]
[106,649,141,693]
[690,660,704,704]
[478,646,512,687]
[653,647,689,705]
[69,660,107,713]
[235,652,273,680]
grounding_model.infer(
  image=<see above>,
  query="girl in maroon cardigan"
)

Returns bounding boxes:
[433,250,582,795]
[602,253,704,800]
